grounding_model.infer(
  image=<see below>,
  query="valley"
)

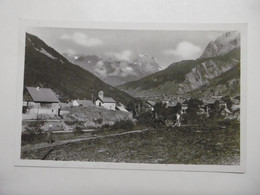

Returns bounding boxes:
[21,30,241,166]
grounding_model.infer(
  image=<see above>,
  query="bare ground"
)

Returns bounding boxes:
[21,125,240,165]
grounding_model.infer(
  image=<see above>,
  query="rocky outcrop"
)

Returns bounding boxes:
[179,57,239,93]
[200,31,240,58]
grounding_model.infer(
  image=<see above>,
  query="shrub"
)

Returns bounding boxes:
[101,123,111,131]
[24,121,44,134]
[222,96,233,111]
[186,98,203,115]
[93,118,103,124]
[112,120,135,131]
[72,121,85,135]
[136,111,154,127]
[64,120,79,126]
[74,126,84,135]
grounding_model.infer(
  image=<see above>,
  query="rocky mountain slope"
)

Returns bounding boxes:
[63,53,162,86]
[119,31,240,98]
[191,62,240,98]
[200,31,240,58]
[24,33,135,105]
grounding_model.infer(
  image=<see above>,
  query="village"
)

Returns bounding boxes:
[21,86,240,165]
[23,87,128,119]
[22,86,240,148]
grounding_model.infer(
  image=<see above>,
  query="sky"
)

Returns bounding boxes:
[27,27,224,68]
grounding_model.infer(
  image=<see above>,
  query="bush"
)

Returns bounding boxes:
[222,96,233,111]
[100,120,135,131]
[72,121,85,135]
[136,111,155,127]
[186,98,203,115]
[101,123,111,131]
[74,126,84,135]
[24,121,44,134]
[93,118,103,124]
[112,120,135,131]
[64,120,79,126]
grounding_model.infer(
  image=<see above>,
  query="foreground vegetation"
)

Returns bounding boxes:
[21,120,239,165]
[21,96,240,165]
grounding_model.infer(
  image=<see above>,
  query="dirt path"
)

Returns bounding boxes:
[21,129,149,152]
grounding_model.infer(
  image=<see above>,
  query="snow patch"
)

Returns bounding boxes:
[35,47,57,60]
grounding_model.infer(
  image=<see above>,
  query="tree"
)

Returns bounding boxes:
[153,101,167,120]
[175,102,182,113]
[208,100,225,119]
[126,100,135,113]
[222,96,233,111]
[136,110,154,127]
[186,98,203,115]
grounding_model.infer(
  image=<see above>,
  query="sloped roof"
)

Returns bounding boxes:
[76,100,94,107]
[96,96,116,103]
[103,97,116,103]
[26,87,59,103]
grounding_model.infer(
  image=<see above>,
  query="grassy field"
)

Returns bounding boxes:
[21,123,240,165]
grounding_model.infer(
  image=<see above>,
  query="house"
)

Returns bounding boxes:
[95,91,116,111]
[23,87,60,118]
[71,99,94,107]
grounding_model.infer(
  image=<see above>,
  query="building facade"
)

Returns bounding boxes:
[23,87,60,118]
[95,91,116,111]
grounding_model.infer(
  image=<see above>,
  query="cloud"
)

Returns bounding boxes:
[108,62,136,77]
[94,61,107,77]
[94,60,136,78]
[162,41,202,60]
[64,48,76,55]
[60,34,71,40]
[60,32,102,47]
[105,50,133,62]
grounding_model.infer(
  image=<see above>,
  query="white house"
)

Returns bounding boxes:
[95,91,116,111]
[71,99,94,107]
[23,87,60,118]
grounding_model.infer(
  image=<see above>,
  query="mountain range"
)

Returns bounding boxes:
[24,33,135,105]
[119,31,240,99]
[24,31,240,105]
[63,52,162,86]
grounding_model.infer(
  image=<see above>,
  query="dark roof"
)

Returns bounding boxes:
[96,96,116,103]
[76,100,94,107]
[26,87,59,103]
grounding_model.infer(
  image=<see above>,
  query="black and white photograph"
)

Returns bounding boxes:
[3,0,260,194]
[17,22,246,171]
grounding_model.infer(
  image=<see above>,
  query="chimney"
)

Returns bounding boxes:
[36,86,40,91]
